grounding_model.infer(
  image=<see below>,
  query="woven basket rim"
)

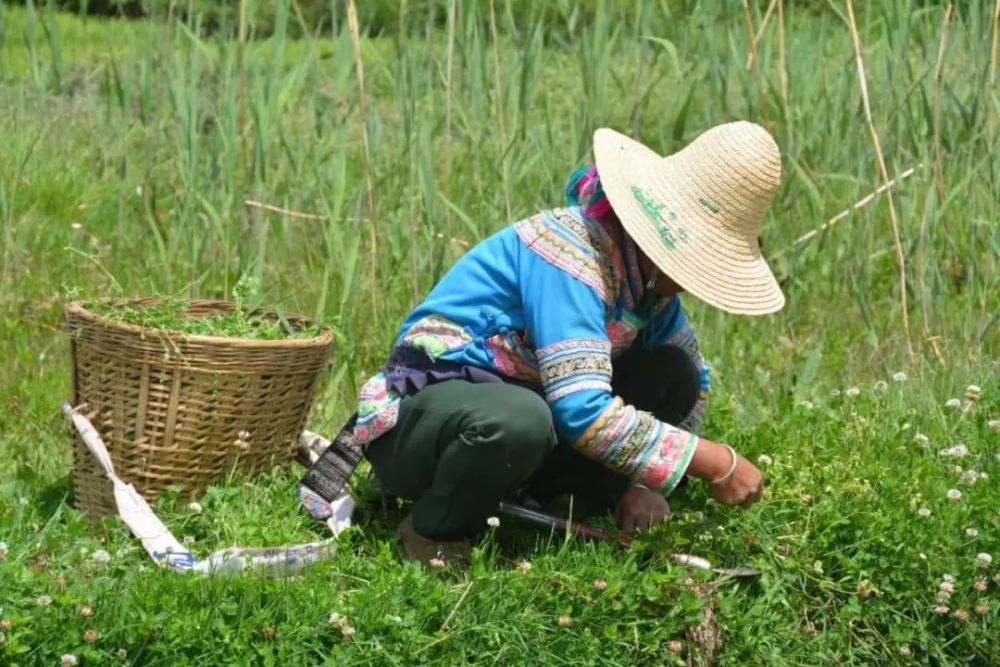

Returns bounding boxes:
[67,298,334,348]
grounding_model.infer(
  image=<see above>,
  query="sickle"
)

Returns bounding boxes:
[497,501,761,579]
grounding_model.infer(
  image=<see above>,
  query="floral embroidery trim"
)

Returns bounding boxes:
[573,397,698,492]
[355,372,401,444]
[514,209,619,305]
[486,331,541,382]
[399,315,474,360]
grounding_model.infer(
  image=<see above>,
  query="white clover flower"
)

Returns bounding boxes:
[0,542,7,560]
[340,624,356,639]
[942,573,955,583]
[516,561,533,573]
[90,549,111,565]
[947,489,962,501]
[945,398,962,410]
[798,400,815,410]
[933,604,949,615]
[182,535,196,547]
[486,516,500,528]
[961,470,983,486]
[117,649,128,659]
[892,372,907,382]
[846,387,861,398]
[938,580,954,593]
[757,454,773,466]
[187,502,203,514]
[830,388,842,398]
[988,419,1000,433]
[977,553,993,568]
[941,444,969,458]
[874,380,889,392]
[966,527,979,538]
[61,655,78,667]
[973,579,988,592]
[914,433,929,446]
[966,385,982,402]
[917,508,932,518]
[36,595,53,607]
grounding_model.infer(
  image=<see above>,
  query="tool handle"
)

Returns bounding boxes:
[497,502,633,548]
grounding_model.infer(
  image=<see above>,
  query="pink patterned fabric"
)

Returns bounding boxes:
[485,330,541,382]
[574,396,698,490]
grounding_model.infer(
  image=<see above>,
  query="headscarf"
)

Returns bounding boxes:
[565,165,614,221]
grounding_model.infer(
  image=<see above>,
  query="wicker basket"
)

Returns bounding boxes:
[66,299,333,518]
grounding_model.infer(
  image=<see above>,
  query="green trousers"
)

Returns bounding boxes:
[365,344,700,540]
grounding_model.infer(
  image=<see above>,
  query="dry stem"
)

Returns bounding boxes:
[742,0,770,124]
[444,0,458,240]
[244,200,325,221]
[989,0,1000,141]
[777,0,791,132]
[745,0,778,69]
[346,0,379,315]
[489,0,513,225]
[845,0,914,365]
[787,164,922,249]
[932,5,954,202]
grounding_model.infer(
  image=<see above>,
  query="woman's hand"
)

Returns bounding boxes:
[708,454,763,508]
[615,485,672,532]
[687,439,764,509]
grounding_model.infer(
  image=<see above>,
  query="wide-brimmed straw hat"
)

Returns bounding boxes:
[594,121,784,315]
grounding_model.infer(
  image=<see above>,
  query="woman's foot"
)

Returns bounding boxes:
[397,513,471,568]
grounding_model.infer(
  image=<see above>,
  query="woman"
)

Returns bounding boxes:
[357,121,782,565]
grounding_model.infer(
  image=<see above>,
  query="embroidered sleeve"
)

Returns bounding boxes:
[519,233,698,493]
[649,298,711,434]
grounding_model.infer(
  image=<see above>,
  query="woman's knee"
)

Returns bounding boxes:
[457,384,556,473]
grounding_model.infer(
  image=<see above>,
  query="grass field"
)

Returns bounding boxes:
[1,1,998,664]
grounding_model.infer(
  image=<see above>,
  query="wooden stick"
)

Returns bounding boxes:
[742,0,770,123]
[787,164,922,248]
[989,0,1000,141]
[346,0,379,316]
[845,0,914,365]
[488,0,513,225]
[244,199,326,221]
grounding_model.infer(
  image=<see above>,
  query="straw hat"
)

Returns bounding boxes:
[594,121,784,315]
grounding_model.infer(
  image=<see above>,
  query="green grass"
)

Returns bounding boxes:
[1,0,998,664]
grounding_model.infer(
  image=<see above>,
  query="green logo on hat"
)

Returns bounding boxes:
[631,185,665,224]
[631,186,688,251]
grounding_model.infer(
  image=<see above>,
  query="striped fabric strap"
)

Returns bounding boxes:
[536,339,613,403]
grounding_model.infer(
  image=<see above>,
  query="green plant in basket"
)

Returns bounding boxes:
[89,277,325,341]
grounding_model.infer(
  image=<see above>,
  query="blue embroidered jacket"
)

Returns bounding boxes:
[356,207,710,493]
